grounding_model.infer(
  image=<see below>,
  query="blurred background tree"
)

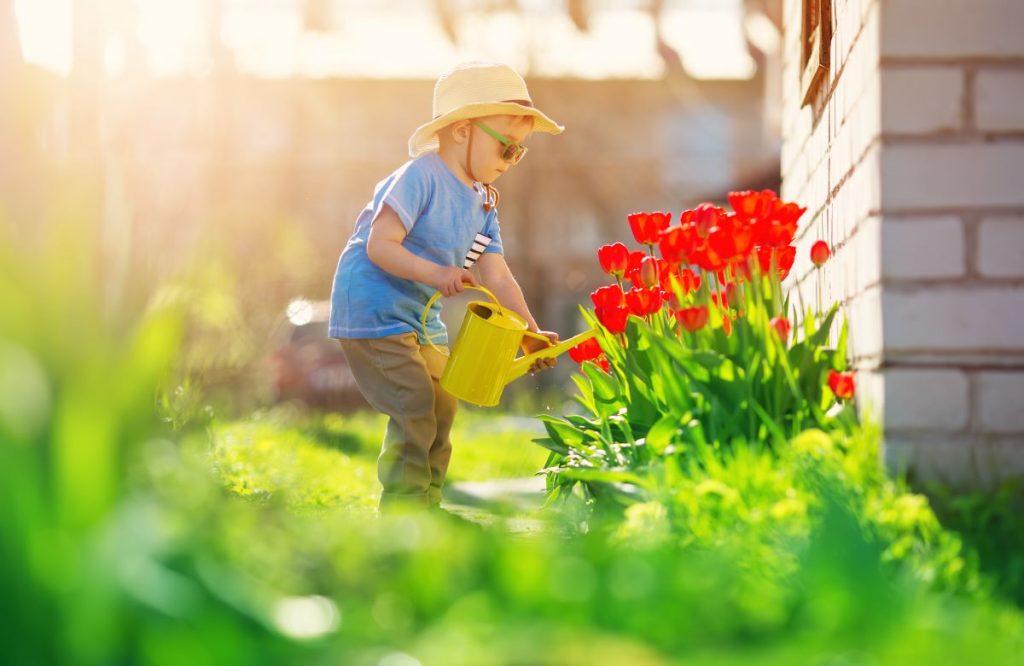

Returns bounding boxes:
[5,0,783,413]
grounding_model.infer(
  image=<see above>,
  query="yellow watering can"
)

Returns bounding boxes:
[421,286,597,407]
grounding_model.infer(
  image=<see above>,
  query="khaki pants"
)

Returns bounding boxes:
[339,332,457,510]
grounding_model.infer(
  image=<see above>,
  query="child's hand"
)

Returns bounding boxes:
[431,265,479,297]
[523,331,560,374]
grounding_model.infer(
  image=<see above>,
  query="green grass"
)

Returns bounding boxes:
[210,406,551,512]
[211,418,380,511]
[445,408,549,481]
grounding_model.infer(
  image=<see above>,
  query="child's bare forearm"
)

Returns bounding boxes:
[367,237,435,283]
[484,275,541,332]
[367,235,477,297]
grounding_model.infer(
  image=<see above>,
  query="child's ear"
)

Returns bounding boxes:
[449,120,472,144]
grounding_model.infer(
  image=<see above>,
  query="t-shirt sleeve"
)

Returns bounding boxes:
[482,210,504,255]
[373,160,431,233]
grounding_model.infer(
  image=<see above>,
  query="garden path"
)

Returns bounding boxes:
[442,475,559,535]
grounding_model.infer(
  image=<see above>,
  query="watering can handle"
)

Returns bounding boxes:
[521,329,557,345]
[420,285,502,358]
[505,327,598,384]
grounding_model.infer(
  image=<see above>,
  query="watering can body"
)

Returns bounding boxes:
[422,287,597,407]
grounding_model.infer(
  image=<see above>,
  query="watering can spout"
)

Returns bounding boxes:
[506,328,598,385]
[421,285,600,407]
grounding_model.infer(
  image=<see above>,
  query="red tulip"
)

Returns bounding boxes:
[731,260,754,282]
[658,262,678,291]
[707,213,755,261]
[623,250,647,284]
[811,240,831,267]
[625,286,663,316]
[596,305,629,333]
[770,316,791,342]
[662,267,700,297]
[591,284,625,310]
[677,268,701,294]
[728,189,778,222]
[691,203,724,236]
[675,306,709,332]
[774,202,806,229]
[689,243,726,272]
[828,370,855,400]
[753,216,796,248]
[597,242,630,278]
[722,315,733,336]
[569,337,603,363]
[636,256,661,289]
[776,245,796,280]
[597,356,611,373]
[755,245,796,281]
[628,211,672,245]
[725,282,742,308]
[658,225,700,264]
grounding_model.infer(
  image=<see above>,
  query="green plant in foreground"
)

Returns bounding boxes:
[4,201,1024,665]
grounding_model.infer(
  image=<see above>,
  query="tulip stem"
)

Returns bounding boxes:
[815,268,822,319]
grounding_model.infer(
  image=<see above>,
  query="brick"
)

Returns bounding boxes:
[848,285,883,361]
[881,143,1024,209]
[883,286,1024,352]
[977,217,1024,277]
[882,0,1024,58]
[850,92,880,165]
[854,369,885,423]
[976,70,1024,132]
[881,67,963,134]
[883,368,969,430]
[830,122,853,189]
[976,371,1024,433]
[881,216,965,279]
[985,439,1024,483]
[844,5,880,115]
[853,216,883,293]
[884,435,1024,489]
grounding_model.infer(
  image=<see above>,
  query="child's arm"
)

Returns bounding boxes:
[366,205,477,296]
[477,253,559,373]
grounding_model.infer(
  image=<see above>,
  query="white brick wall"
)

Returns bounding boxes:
[975,70,1024,132]
[880,217,965,280]
[884,435,1024,487]
[880,144,1024,210]
[847,285,883,363]
[977,217,1024,278]
[880,68,962,134]
[781,0,1024,486]
[883,369,970,431]
[976,372,1024,433]
[883,287,1024,353]
[882,0,1024,58]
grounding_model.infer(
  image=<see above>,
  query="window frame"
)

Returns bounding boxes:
[800,0,833,109]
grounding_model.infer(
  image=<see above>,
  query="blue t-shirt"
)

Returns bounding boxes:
[329,152,504,344]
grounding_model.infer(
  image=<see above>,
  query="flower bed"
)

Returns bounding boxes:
[540,191,970,590]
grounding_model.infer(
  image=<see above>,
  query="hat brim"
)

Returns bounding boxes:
[408,102,564,157]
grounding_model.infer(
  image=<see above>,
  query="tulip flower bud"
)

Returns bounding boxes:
[827,370,856,401]
[770,316,791,342]
[638,256,660,289]
[811,240,831,267]
[675,306,709,332]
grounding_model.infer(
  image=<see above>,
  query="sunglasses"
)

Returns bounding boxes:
[473,121,528,165]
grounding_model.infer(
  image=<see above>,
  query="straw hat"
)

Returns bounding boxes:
[408,62,564,157]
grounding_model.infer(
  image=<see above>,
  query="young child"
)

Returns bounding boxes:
[329,62,564,512]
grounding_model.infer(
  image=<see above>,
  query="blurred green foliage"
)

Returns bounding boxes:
[3,202,1024,665]
[928,477,1024,607]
